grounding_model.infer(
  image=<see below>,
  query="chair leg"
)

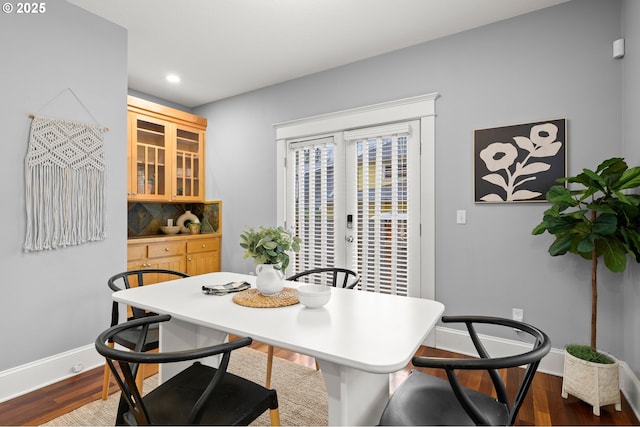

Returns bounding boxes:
[101,362,111,400]
[269,408,281,426]
[315,360,320,371]
[135,364,145,395]
[266,345,274,388]
[101,342,115,400]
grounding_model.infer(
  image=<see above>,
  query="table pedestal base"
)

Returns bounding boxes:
[159,318,227,381]
[158,318,390,426]
[317,359,389,425]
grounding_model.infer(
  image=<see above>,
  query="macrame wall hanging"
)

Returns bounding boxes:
[24,89,108,251]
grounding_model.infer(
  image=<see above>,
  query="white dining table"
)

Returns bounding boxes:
[112,271,444,426]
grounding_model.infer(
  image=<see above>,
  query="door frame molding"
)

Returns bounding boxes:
[275,93,439,300]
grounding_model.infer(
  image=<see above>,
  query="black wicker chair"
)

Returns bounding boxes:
[101,269,190,400]
[378,315,551,426]
[96,314,280,426]
[287,267,359,289]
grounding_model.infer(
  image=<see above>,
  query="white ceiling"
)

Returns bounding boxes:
[67,0,569,108]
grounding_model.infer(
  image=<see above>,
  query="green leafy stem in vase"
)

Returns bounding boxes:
[240,226,301,271]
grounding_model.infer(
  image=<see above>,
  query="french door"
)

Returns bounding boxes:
[285,121,420,296]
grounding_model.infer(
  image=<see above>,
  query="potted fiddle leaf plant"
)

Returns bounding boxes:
[240,226,301,296]
[532,157,640,415]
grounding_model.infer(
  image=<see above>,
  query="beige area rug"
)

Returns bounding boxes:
[43,347,328,426]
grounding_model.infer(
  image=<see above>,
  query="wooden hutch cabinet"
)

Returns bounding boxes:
[127,96,206,202]
[126,97,221,278]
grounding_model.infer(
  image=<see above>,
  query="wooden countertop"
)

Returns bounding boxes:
[128,233,221,244]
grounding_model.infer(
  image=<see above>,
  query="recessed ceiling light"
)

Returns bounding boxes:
[166,74,181,83]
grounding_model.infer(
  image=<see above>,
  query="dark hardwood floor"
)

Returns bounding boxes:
[0,342,637,426]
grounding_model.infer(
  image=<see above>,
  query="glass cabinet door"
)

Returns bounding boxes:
[174,126,204,201]
[130,114,169,200]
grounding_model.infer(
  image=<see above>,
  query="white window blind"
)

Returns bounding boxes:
[346,124,413,296]
[289,137,336,274]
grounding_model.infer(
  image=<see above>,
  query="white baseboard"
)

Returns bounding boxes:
[434,326,640,419]
[0,344,104,403]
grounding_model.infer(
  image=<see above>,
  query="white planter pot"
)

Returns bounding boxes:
[561,350,621,415]
[255,264,284,296]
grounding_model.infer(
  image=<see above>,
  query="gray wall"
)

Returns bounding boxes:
[0,1,127,370]
[197,0,638,373]
[622,0,640,378]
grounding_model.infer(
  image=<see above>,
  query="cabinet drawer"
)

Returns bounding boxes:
[128,244,147,260]
[148,241,186,258]
[187,238,219,254]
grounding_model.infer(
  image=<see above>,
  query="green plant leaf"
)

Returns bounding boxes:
[615,166,640,190]
[576,235,595,253]
[622,228,640,261]
[580,168,602,183]
[546,185,574,203]
[531,221,548,235]
[542,214,584,235]
[600,159,627,187]
[585,202,616,214]
[595,157,624,173]
[263,241,278,250]
[592,213,617,236]
[549,233,576,256]
[601,237,627,272]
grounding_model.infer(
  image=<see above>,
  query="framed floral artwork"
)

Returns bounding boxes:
[474,119,567,203]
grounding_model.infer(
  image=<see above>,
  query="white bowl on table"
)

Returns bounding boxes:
[297,285,331,308]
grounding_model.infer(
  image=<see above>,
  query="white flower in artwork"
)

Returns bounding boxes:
[479,123,562,202]
[479,143,518,172]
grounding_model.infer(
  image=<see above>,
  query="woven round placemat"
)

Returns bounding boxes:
[232,287,299,308]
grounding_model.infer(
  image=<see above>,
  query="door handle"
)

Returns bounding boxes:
[346,236,354,243]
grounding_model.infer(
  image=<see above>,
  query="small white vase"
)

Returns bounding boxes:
[255,264,284,296]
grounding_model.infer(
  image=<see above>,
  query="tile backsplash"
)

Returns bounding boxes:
[127,201,221,237]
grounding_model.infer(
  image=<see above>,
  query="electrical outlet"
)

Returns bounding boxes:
[512,308,524,322]
[456,210,466,224]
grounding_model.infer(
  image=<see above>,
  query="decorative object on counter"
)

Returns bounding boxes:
[240,226,301,296]
[532,157,640,415]
[160,225,180,235]
[188,222,201,234]
[24,113,107,251]
[176,210,199,233]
